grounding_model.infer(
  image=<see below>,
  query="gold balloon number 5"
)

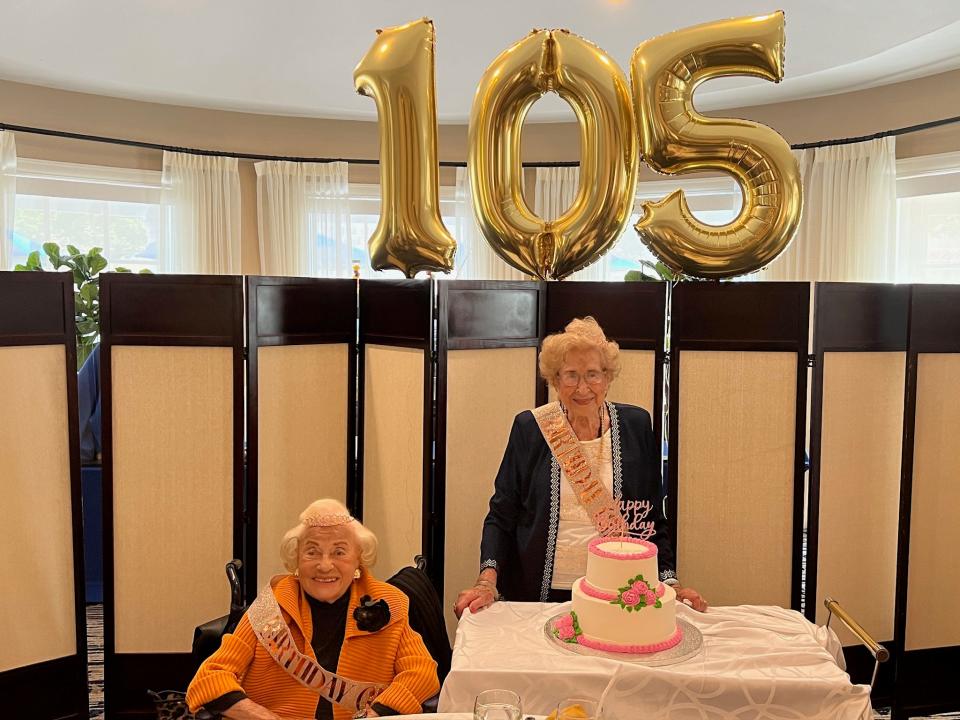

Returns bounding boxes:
[355,13,801,280]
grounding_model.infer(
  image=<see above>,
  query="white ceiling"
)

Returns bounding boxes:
[1,0,959,123]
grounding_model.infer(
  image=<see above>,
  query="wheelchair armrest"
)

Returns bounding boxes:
[823,597,889,662]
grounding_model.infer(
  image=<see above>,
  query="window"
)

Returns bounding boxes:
[896,151,960,283]
[606,176,743,280]
[346,183,460,278]
[13,159,161,272]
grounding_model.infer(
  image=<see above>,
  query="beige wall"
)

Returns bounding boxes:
[2,68,959,272]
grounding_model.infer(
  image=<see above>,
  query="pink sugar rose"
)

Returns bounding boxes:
[631,581,647,593]
[557,624,575,641]
[622,588,641,606]
[556,614,573,629]
[656,583,666,598]
[644,590,656,605]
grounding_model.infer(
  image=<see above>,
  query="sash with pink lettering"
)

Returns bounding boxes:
[247,578,386,714]
[532,401,627,536]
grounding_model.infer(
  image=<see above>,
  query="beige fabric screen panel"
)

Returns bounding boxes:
[363,345,424,580]
[443,347,537,637]
[549,349,656,414]
[906,353,960,650]
[0,345,76,671]
[257,343,349,586]
[815,352,904,645]
[677,351,797,608]
[112,346,233,653]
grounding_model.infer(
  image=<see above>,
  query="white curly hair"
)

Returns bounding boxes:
[279,498,378,572]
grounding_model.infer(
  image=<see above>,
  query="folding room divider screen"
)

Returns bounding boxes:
[669,282,809,610]
[0,271,88,720]
[246,276,356,596]
[8,271,959,720]
[807,283,908,697]
[434,281,543,636]
[893,284,960,717]
[100,273,244,718]
[357,279,434,583]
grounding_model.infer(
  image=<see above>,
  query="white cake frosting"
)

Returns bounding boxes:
[565,537,680,652]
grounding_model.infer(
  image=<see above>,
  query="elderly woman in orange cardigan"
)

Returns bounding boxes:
[187,499,439,720]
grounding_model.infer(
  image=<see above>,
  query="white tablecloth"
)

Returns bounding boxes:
[438,602,872,720]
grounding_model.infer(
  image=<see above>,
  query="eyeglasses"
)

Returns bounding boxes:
[558,370,607,387]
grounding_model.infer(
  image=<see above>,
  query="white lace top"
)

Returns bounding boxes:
[551,428,613,590]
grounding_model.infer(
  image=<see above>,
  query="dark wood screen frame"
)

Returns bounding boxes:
[807,282,908,702]
[100,273,244,718]
[356,279,434,577]
[893,284,960,720]
[544,281,668,473]
[0,271,88,719]
[668,281,810,611]
[245,276,357,603]
[432,280,544,594]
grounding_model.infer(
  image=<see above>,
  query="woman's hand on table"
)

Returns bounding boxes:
[455,570,499,618]
[676,586,708,613]
[221,698,282,720]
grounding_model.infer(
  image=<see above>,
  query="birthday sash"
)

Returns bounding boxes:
[533,402,627,536]
[247,579,386,714]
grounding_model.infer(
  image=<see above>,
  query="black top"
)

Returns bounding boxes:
[480,402,677,602]
[307,591,351,720]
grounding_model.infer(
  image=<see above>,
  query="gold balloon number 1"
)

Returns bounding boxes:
[355,14,801,280]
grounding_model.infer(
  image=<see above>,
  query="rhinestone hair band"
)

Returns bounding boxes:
[303,513,355,528]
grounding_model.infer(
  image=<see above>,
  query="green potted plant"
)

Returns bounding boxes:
[624,259,691,283]
[15,243,150,367]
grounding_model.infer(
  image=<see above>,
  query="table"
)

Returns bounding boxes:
[438,602,872,720]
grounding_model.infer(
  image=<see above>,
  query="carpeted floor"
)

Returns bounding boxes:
[87,603,104,719]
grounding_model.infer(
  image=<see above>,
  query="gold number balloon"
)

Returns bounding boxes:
[630,13,802,278]
[469,30,638,280]
[354,18,456,277]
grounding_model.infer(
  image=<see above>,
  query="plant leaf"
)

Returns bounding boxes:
[115,266,132,273]
[42,242,63,268]
[88,255,108,275]
[26,250,43,270]
[80,283,99,302]
[66,244,82,257]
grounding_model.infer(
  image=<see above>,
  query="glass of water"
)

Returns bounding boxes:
[474,689,522,720]
[556,697,601,720]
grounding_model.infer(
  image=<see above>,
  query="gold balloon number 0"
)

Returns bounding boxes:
[355,14,801,280]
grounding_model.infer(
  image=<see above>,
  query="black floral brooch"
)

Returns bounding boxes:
[353,595,390,632]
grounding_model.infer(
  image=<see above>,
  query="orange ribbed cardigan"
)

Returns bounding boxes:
[186,572,439,719]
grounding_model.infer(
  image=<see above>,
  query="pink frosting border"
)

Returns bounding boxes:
[578,578,617,601]
[579,578,664,603]
[588,536,657,560]
[578,625,683,654]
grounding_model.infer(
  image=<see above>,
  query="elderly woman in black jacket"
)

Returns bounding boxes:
[455,317,706,617]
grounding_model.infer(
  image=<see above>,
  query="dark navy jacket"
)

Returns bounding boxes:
[479,402,676,602]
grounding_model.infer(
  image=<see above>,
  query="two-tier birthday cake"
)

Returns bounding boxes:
[551,536,682,653]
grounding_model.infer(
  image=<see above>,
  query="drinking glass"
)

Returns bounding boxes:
[556,697,601,720]
[474,689,522,720]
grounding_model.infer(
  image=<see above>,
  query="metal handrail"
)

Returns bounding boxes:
[823,596,889,691]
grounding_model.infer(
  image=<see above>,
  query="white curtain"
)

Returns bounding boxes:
[534,166,613,280]
[160,151,241,274]
[255,160,351,277]
[0,131,16,270]
[762,137,897,281]
[454,167,527,280]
